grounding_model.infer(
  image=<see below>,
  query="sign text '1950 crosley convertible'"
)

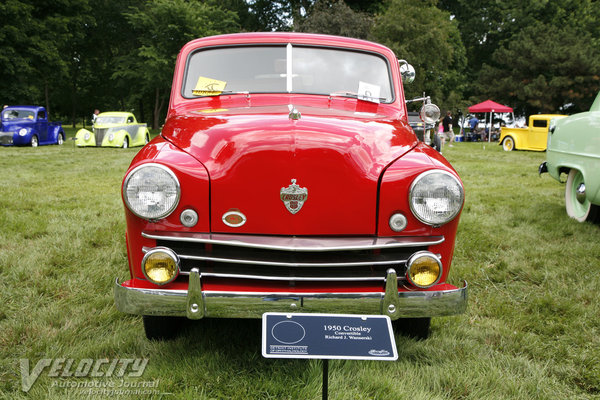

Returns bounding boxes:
[114,32,468,340]
[75,112,150,148]
[539,91,600,223]
[0,106,64,147]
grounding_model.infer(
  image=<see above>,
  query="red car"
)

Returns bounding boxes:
[114,32,467,340]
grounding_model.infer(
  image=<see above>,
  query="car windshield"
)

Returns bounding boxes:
[2,109,35,120]
[96,116,127,125]
[183,45,393,103]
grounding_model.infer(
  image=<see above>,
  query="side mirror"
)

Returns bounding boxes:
[398,60,415,84]
[420,103,440,124]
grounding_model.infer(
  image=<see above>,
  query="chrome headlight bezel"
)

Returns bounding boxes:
[122,163,181,221]
[406,251,443,288]
[409,169,464,227]
[141,247,180,285]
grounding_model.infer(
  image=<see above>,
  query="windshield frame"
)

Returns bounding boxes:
[2,109,36,121]
[95,116,128,125]
[181,43,395,103]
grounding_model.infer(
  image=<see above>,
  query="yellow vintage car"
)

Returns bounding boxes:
[499,114,566,151]
[75,112,150,148]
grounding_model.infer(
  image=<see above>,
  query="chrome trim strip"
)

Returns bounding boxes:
[142,232,445,252]
[178,271,386,282]
[179,254,406,268]
[114,278,467,319]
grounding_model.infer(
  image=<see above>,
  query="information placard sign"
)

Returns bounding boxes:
[262,313,397,361]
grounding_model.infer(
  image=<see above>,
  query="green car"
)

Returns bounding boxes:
[75,111,150,148]
[540,93,600,222]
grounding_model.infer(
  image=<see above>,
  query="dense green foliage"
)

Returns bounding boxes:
[1,136,599,398]
[1,0,599,125]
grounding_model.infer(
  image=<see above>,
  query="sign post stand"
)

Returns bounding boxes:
[322,359,329,400]
[262,313,397,399]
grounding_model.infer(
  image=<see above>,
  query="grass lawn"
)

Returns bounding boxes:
[0,135,598,399]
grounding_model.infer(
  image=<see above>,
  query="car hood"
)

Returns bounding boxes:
[162,104,417,235]
[1,120,33,131]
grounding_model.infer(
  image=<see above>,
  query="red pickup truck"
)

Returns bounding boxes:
[114,32,467,340]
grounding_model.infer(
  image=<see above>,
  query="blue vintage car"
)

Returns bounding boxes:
[0,106,65,147]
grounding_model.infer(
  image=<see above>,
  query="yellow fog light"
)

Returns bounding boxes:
[142,247,179,285]
[406,251,442,288]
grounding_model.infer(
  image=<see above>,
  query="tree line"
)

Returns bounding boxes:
[1,0,598,128]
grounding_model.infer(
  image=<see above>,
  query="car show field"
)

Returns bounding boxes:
[1,137,598,399]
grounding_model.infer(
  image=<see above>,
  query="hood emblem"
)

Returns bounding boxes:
[280,179,308,214]
[288,104,301,120]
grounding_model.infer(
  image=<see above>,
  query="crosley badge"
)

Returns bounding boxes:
[280,179,308,214]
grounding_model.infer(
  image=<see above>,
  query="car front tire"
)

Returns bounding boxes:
[502,136,515,151]
[142,316,182,340]
[57,133,64,145]
[30,136,38,147]
[393,317,431,340]
[122,137,129,149]
[565,169,600,223]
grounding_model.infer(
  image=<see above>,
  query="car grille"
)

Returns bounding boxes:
[94,128,107,144]
[142,232,443,284]
[0,133,13,145]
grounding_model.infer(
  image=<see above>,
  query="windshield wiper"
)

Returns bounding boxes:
[329,91,386,103]
[193,90,250,97]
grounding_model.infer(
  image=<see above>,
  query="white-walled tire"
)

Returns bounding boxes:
[565,169,600,223]
[502,136,515,151]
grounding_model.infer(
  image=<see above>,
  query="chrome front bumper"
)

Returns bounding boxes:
[114,269,467,320]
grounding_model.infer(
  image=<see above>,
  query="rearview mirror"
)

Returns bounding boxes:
[398,60,415,84]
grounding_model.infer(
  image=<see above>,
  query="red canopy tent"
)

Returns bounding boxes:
[468,100,513,114]
[468,100,514,142]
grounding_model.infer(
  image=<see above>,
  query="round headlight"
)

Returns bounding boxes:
[406,251,442,288]
[108,133,114,141]
[123,163,180,220]
[142,247,179,285]
[84,132,90,141]
[19,128,27,136]
[409,170,463,226]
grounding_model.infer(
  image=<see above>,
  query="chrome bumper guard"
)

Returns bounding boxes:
[114,268,467,320]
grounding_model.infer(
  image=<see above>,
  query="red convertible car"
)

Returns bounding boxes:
[114,32,467,340]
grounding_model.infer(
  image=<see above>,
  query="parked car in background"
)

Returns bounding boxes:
[114,32,467,341]
[540,93,600,222]
[75,112,150,148]
[408,111,440,152]
[0,106,64,147]
[499,114,566,151]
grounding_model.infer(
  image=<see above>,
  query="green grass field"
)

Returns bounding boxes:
[1,132,598,399]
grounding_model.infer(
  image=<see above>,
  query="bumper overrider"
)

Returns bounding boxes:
[114,270,467,320]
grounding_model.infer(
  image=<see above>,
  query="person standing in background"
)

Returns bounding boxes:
[92,109,100,125]
[443,111,454,147]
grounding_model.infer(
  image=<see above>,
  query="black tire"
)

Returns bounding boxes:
[393,318,431,340]
[143,316,182,340]
[122,137,129,149]
[31,135,39,147]
[57,133,64,145]
[433,134,442,153]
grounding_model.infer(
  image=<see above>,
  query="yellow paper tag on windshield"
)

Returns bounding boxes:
[192,77,227,96]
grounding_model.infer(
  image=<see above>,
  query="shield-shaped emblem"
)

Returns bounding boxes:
[280,179,308,214]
